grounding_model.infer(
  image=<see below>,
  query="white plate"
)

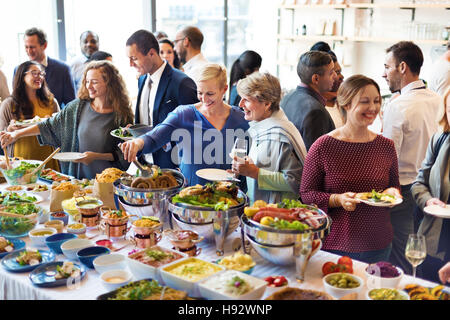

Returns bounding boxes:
[15,118,44,127]
[196,168,238,182]
[52,152,86,162]
[110,129,134,141]
[423,204,450,219]
[357,197,403,207]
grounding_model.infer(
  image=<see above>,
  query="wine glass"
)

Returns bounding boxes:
[230,138,247,178]
[405,234,426,279]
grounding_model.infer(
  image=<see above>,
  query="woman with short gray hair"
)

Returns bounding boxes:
[230,72,307,204]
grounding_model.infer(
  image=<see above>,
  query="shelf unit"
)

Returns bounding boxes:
[276,1,450,77]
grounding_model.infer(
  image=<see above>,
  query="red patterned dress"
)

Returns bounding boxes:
[300,134,400,253]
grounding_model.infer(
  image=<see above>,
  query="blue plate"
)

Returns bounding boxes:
[1,249,55,272]
[38,171,73,184]
[0,238,26,259]
[29,261,86,288]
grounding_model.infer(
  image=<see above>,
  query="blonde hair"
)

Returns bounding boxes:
[194,63,227,89]
[438,87,450,133]
[336,74,381,122]
[236,72,281,112]
[78,60,134,126]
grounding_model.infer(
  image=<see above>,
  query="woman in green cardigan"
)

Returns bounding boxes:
[0,60,134,179]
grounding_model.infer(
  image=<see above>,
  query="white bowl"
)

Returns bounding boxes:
[366,288,410,300]
[60,238,93,260]
[322,273,363,299]
[126,245,187,282]
[100,269,133,291]
[160,257,225,297]
[25,184,50,201]
[28,227,57,247]
[198,270,267,300]
[93,254,127,274]
[365,265,404,289]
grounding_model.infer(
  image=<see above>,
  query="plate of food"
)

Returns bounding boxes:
[355,189,402,207]
[423,204,450,219]
[0,191,43,205]
[29,261,86,288]
[52,152,87,162]
[0,237,26,259]
[14,116,46,127]
[39,168,72,183]
[110,127,134,141]
[1,249,55,273]
[196,168,239,182]
[97,278,190,300]
[171,181,244,211]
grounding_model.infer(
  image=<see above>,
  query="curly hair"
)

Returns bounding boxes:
[11,61,54,120]
[78,60,133,126]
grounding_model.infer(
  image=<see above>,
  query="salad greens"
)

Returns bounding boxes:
[108,280,163,300]
[4,203,40,216]
[3,161,38,178]
[112,127,133,138]
[0,192,37,206]
[277,199,311,209]
[270,218,309,231]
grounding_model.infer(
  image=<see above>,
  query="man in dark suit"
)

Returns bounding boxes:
[126,29,198,169]
[281,50,337,150]
[18,27,75,108]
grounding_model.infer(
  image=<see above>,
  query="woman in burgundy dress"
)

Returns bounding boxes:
[300,74,401,263]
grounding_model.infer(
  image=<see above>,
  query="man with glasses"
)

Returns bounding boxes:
[173,26,209,79]
[70,31,100,92]
[15,27,75,108]
[125,29,198,169]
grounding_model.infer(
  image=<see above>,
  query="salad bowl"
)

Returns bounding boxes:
[0,160,44,185]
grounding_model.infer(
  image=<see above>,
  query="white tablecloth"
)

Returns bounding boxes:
[0,184,445,300]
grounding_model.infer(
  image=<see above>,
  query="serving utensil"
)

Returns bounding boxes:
[3,148,11,170]
[132,159,153,178]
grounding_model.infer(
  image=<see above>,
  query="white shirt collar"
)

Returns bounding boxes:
[149,60,166,84]
[39,55,48,67]
[400,79,426,95]
[183,53,206,72]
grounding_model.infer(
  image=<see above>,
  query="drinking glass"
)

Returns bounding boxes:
[405,234,426,279]
[230,138,247,178]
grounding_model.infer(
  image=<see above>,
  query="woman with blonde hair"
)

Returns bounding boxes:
[300,74,401,263]
[0,60,134,179]
[0,61,60,170]
[120,63,249,186]
[229,72,307,204]
[411,86,450,283]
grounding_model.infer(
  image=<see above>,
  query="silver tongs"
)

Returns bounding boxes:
[133,159,153,178]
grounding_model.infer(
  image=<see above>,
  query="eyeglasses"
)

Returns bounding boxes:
[25,70,46,78]
[173,37,186,44]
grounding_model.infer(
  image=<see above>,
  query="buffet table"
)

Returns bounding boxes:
[0,189,445,301]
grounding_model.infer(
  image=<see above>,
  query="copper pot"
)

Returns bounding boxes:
[131,232,162,249]
[163,229,204,250]
[75,198,103,227]
[102,221,129,238]
[175,245,202,257]
[100,206,130,226]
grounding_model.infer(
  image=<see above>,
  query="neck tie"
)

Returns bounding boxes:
[141,77,152,125]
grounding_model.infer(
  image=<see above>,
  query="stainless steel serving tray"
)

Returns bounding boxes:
[167,190,248,224]
[114,169,186,205]
[240,205,332,246]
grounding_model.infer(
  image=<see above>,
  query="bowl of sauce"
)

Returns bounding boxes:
[100,269,132,291]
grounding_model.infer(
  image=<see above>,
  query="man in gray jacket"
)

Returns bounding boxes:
[281,50,337,150]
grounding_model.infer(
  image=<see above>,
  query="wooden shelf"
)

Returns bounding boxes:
[349,3,450,9]
[280,4,347,9]
[279,3,450,9]
[350,36,448,45]
[278,35,347,41]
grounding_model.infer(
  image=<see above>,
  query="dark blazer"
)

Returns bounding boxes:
[135,63,198,169]
[13,57,76,108]
[281,85,335,151]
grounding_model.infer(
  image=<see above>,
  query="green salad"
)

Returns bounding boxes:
[112,127,133,138]
[0,204,40,236]
[277,199,312,209]
[0,192,38,206]
[107,280,164,300]
[270,218,309,231]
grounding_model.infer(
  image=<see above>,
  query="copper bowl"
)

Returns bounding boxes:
[76,198,103,216]
[163,229,204,250]
[100,206,129,226]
